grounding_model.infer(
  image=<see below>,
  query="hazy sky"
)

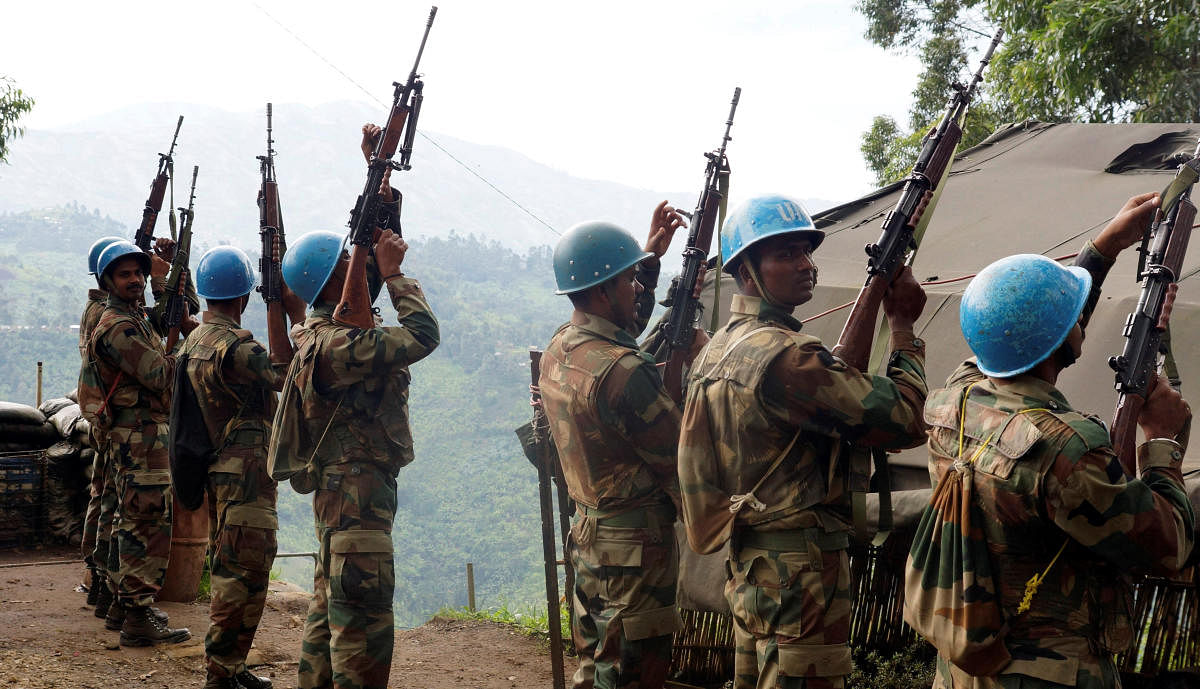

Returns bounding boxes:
[4,0,923,208]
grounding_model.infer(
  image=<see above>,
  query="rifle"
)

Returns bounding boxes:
[133,115,183,252]
[832,30,1002,371]
[334,6,436,329]
[528,349,567,689]
[662,87,740,402]
[257,103,285,304]
[1108,140,1200,473]
[158,165,198,351]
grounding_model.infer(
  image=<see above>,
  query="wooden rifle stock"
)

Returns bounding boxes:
[135,175,169,252]
[336,237,379,330]
[1111,393,1143,475]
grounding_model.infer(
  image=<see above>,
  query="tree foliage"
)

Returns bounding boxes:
[0,76,34,164]
[856,1,1200,186]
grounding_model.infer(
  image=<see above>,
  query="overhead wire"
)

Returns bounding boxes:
[249,1,562,238]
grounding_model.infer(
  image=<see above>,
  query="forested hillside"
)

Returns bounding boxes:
[0,206,572,626]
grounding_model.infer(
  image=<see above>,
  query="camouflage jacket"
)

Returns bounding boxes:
[926,360,1194,671]
[284,275,439,475]
[679,294,928,549]
[180,313,283,456]
[539,306,682,516]
[87,293,175,426]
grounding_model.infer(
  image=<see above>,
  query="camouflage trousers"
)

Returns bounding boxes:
[106,421,173,608]
[568,520,681,689]
[725,542,852,689]
[205,437,279,679]
[81,435,112,579]
[933,636,1122,689]
[299,462,397,689]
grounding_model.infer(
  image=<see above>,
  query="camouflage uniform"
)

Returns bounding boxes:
[79,288,111,583]
[284,275,439,689]
[923,360,1194,689]
[180,312,283,680]
[678,294,928,689]
[539,258,684,689]
[88,292,176,609]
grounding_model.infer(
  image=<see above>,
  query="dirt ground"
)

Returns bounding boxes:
[0,545,571,689]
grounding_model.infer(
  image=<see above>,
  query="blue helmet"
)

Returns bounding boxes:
[282,231,345,305]
[553,221,652,295]
[196,246,256,300]
[960,254,1092,378]
[96,241,151,282]
[720,194,824,274]
[88,236,124,275]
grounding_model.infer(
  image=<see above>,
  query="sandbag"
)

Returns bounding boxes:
[49,404,82,438]
[0,421,59,446]
[39,397,73,417]
[45,439,81,464]
[0,401,46,426]
[67,388,78,403]
[0,442,42,454]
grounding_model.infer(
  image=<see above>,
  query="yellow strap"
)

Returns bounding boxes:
[1018,539,1068,615]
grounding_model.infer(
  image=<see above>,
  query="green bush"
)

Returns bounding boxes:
[848,641,936,689]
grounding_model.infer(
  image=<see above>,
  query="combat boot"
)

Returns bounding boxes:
[233,671,273,689]
[203,670,239,689]
[106,602,169,631]
[93,585,114,619]
[86,570,100,606]
[119,604,190,647]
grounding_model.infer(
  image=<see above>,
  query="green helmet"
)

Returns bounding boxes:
[552,221,652,295]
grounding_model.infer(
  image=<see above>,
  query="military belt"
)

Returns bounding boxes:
[579,502,674,529]
[112,408,165,426]
[737,527,849,553]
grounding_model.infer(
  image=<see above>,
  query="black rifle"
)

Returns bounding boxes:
[133,115,183,252]
[257,103,285,304]
[335,6,436,330]
[1108,140,1200,472]
[662,87,740,402]
[832,30,1003,371]
[157,165,198,351]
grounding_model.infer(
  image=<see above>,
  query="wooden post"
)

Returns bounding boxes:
[35,361,43,408]
[466,562,476,613]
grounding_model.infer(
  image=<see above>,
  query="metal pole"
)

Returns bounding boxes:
[35,361,43,408]
[529,348,567,689]
[466,562,476,613]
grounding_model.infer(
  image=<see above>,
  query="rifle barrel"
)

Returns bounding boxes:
[409,6,438,81]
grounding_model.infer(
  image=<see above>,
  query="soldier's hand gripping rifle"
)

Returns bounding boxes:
[662,87,740,402]
[133,115,183,252]
[1108,140,1200,473]
[257,103,285,304]
[157,165,198,351]
[334,6,436,330]
[832,31,1002,371]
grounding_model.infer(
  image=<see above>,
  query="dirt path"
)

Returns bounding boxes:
[0,545,570,688]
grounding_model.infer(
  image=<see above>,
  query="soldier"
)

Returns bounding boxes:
[79,235,123,609]
[275,211,439,687]
[677,194,930,689]
[83,239,193,646]
[538,203,698,689]
[81,236,177,623]
[921,193,1194,689]
[182,245,305,689]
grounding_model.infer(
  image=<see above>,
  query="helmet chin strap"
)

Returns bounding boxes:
[745,260,786,309]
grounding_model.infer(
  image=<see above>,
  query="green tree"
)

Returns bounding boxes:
[0,76,35,164]
[856,1,1200,185]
